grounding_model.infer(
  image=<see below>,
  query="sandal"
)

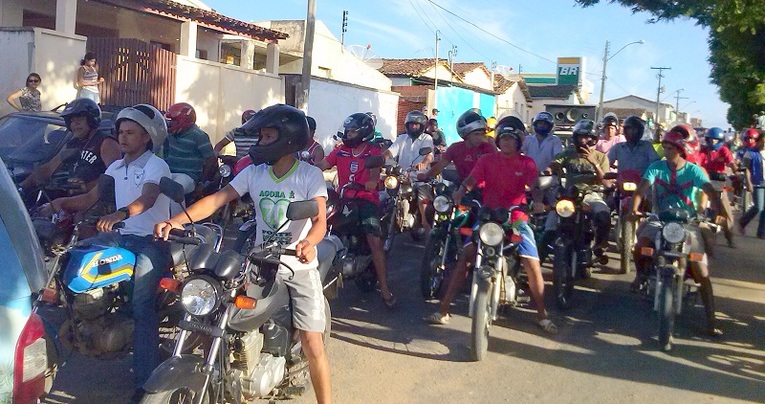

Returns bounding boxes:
[538,318,558,334]
[426,311,450,325]
[382,292,397,309]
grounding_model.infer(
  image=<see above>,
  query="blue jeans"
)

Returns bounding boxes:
[740,187,765,237]
[82,232,169,387]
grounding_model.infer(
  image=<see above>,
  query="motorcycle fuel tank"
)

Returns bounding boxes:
[64,245,136,293]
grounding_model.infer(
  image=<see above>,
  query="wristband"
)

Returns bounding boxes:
[118,207,130,219]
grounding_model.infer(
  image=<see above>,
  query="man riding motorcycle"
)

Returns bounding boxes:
[213,109,258,158]
[155,104,332,404]
[383,110,434,234]
[630,129,726,337]
[522,111,563,173]
[607,116,660,180]
[163,102,217,192]
[317,112,396,308]
[699,127,736,247]
[44,104,172,401]
[20,98,121,196]
[595,112,626,155]
[426,119,557,334]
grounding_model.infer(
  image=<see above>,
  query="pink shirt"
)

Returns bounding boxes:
[595,135,626,154]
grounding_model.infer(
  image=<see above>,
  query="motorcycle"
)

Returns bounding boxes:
[381,147,432,251]
[141,200,336,403]
[609,171,642,274]
[210,154,253,232]
[551,181,609,310]
[43,175,222,359]
[635,208,719,351]
[469,205,530,361]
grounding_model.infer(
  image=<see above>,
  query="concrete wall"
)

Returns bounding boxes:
[0,27,86,117]
[305,76,400,151]
[174,55,284,143]
[497,83,532,124]
[461,68,492,92]
[604,96,675,124]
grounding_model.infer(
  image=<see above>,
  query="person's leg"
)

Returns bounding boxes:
[360,201,394,304]
[436,243,477,316]
[584,195,610,248]
[739,187,763,230]
[416,184,433,235]
[631,221,659,290]
[300,331,332,404]
[516,222,556,333]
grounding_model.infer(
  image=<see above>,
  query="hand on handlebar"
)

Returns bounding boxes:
[294,239,315,263]
[154,219,184,241]
[97,211,127,233]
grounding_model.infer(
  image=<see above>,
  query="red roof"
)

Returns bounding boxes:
[380,58,453,76]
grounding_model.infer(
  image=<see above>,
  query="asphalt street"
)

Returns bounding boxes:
[43,218,765,403]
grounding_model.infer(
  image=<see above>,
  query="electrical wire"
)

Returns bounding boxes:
[423,0,493,62]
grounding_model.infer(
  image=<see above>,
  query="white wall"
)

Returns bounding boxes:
[604,96,674,123]
[0,27,86,117]
[497,83,531,123]
[307,77,400,151]
[461,69,492,91]
[174,55,284,143]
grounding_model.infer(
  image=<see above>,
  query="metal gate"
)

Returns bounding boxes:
[86,38,176,111]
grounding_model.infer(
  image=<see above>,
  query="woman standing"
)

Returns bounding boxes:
[76,52,104,104]
[6,73,42,112]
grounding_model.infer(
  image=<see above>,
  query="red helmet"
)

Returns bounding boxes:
[668,124,700,162]
[661,130,688,157]
[742,128,760,148]
[241,109,257,124]
[165,102,196,134]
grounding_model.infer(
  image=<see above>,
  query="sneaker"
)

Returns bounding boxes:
[426,311,450,325]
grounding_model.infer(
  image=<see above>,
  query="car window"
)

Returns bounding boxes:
[0,115,70,164]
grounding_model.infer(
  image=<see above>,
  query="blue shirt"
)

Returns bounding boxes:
[643,160,709,217]
[521,134,563,172]
[608,140,660,177]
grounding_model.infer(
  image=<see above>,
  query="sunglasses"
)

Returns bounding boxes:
[27,79,40,83]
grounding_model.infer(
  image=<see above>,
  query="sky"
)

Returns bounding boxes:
[203,0,731,129]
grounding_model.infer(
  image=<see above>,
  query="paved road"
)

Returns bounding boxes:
[44,223,765,403]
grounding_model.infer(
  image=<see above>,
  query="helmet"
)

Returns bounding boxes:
[165,102,196,134]
[742,128,760,148]
[241,109,257,124]
[61,98,101,130]
[494,115,526,148]
[622,116,645,143]
[115,104,167,153]
[572,119,597,145]
[456,109,487,138]
[532,111,555,136]
[342,113,375,147]
[243,104,309,166]
[365,112,377,126]
[404,110,427,137]
[670,124,700,162]
[661,130,688,157]
[704,127,725,150]
[601,112,619,129]
[306,116,317,132]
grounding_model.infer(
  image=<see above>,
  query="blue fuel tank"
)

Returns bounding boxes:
[63,245,136,293]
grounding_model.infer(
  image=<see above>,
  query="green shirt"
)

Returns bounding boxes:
[643,160,710,217]
[552,148,609,186]
[161,125,214,182]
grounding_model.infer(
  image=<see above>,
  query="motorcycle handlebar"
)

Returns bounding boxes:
[166,228,201,245]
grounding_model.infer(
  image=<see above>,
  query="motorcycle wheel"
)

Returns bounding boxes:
[419,236,445,300]
[354,265,377,292]
[657,272,676,352]
[553,244,574,310]
[470,279,492,362]
[619,220,635,274]
[140,387,209,404]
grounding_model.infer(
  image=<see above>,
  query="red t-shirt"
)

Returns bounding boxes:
[470,152,538,214]
[325,144,381,204]
[443,141,496,181]
[699,146,733,174]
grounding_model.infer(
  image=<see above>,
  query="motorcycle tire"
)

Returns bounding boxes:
[420,236,445,299]
[140,387,210,404]
[553,243,574,310]
[354,266,378,292]
[657,271,676,352]
[619,220,635,274]
[470,278,492,362]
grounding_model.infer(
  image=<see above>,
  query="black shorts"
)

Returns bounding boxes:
[358,200,383,237]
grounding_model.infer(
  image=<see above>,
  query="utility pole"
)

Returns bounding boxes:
[674,88,688,114]
[651,66,671,128]
[490,60,497,91]
[298,0,316,112]
[448,45,458,83]
[434,30,440,111]
[596,40,610,123]
[340,10,348,46]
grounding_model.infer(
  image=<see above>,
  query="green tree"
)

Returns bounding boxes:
[576,0,765,129]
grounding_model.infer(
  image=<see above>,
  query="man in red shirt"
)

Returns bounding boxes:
[426,116,557,334]
[418,109,496,183]
[317,113,396,308]
[699,127,736,247]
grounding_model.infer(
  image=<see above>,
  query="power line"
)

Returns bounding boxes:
[423,0,556,65]
[407,0,436,36]
[423,0,493,61]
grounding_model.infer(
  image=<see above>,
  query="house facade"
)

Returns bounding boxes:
[603,95,676,127]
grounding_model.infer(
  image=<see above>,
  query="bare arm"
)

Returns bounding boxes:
[294,196,328,262]
[421,153,451,179]
[200,155,218,183]
[52,185,99,213]
[315,158,332,171]
[155,185,240,239]
[100,137,122,167]
[96,182,163,232]
[213,137,231,154]
[311,146,325,165]
[6,89,22,111]
[451,175,478,204]
[20,152,64,190]
[630,179,652,214]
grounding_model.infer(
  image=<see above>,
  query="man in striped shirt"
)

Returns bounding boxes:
[163,102,216,185]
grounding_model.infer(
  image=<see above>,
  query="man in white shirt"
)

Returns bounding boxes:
[522,111,564,172]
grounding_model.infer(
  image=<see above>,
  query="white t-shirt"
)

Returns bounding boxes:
[388,132,434,177]
[105,150,172,237]
[229,160,328,271]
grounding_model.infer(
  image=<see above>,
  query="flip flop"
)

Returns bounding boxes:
[538,318,558,334]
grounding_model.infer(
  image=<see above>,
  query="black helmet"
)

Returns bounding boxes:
[456,109,487,138]
[622,115,645,143]
[532,111,555,136]
[244,104,310,166]
[342,113,375,147]
[601,112,619,129]
[494,115,526,148]
[572,119,597,144]
[61,98,101,130]
[404,110,427,137]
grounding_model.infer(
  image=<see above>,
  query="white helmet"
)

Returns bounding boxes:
[115,104,167,152]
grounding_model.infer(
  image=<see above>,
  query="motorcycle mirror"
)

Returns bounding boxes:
[300,150,311,160]
[97,174,116,205]
[535,175,554,190]
[603,172,618,180]
[286,200,319,221]
[364,155,385,169]
[159,177,186,204]
[418,147,432,156]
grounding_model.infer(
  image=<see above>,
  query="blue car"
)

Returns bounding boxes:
[0,157,56,403]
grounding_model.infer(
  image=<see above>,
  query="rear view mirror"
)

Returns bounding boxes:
[286,200,319,221]
[159,177,186,204]
[97,174,115,205]
[364,155,385,169]
[535,175,554,190]
[418,147,432,156]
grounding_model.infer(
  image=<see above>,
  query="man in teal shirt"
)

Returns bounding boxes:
[163,102,216,184]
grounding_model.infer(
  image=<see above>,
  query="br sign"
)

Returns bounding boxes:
[557,57,582,86]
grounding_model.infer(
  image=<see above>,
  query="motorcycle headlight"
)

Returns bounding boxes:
[181,277,218,316]
[433,195,452,213]
[662,222,686,244]
[219,164,232,178]
[555,199,576,218]
[384,176,398,189]
[622,182,637,191]
[478,222,504,246]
